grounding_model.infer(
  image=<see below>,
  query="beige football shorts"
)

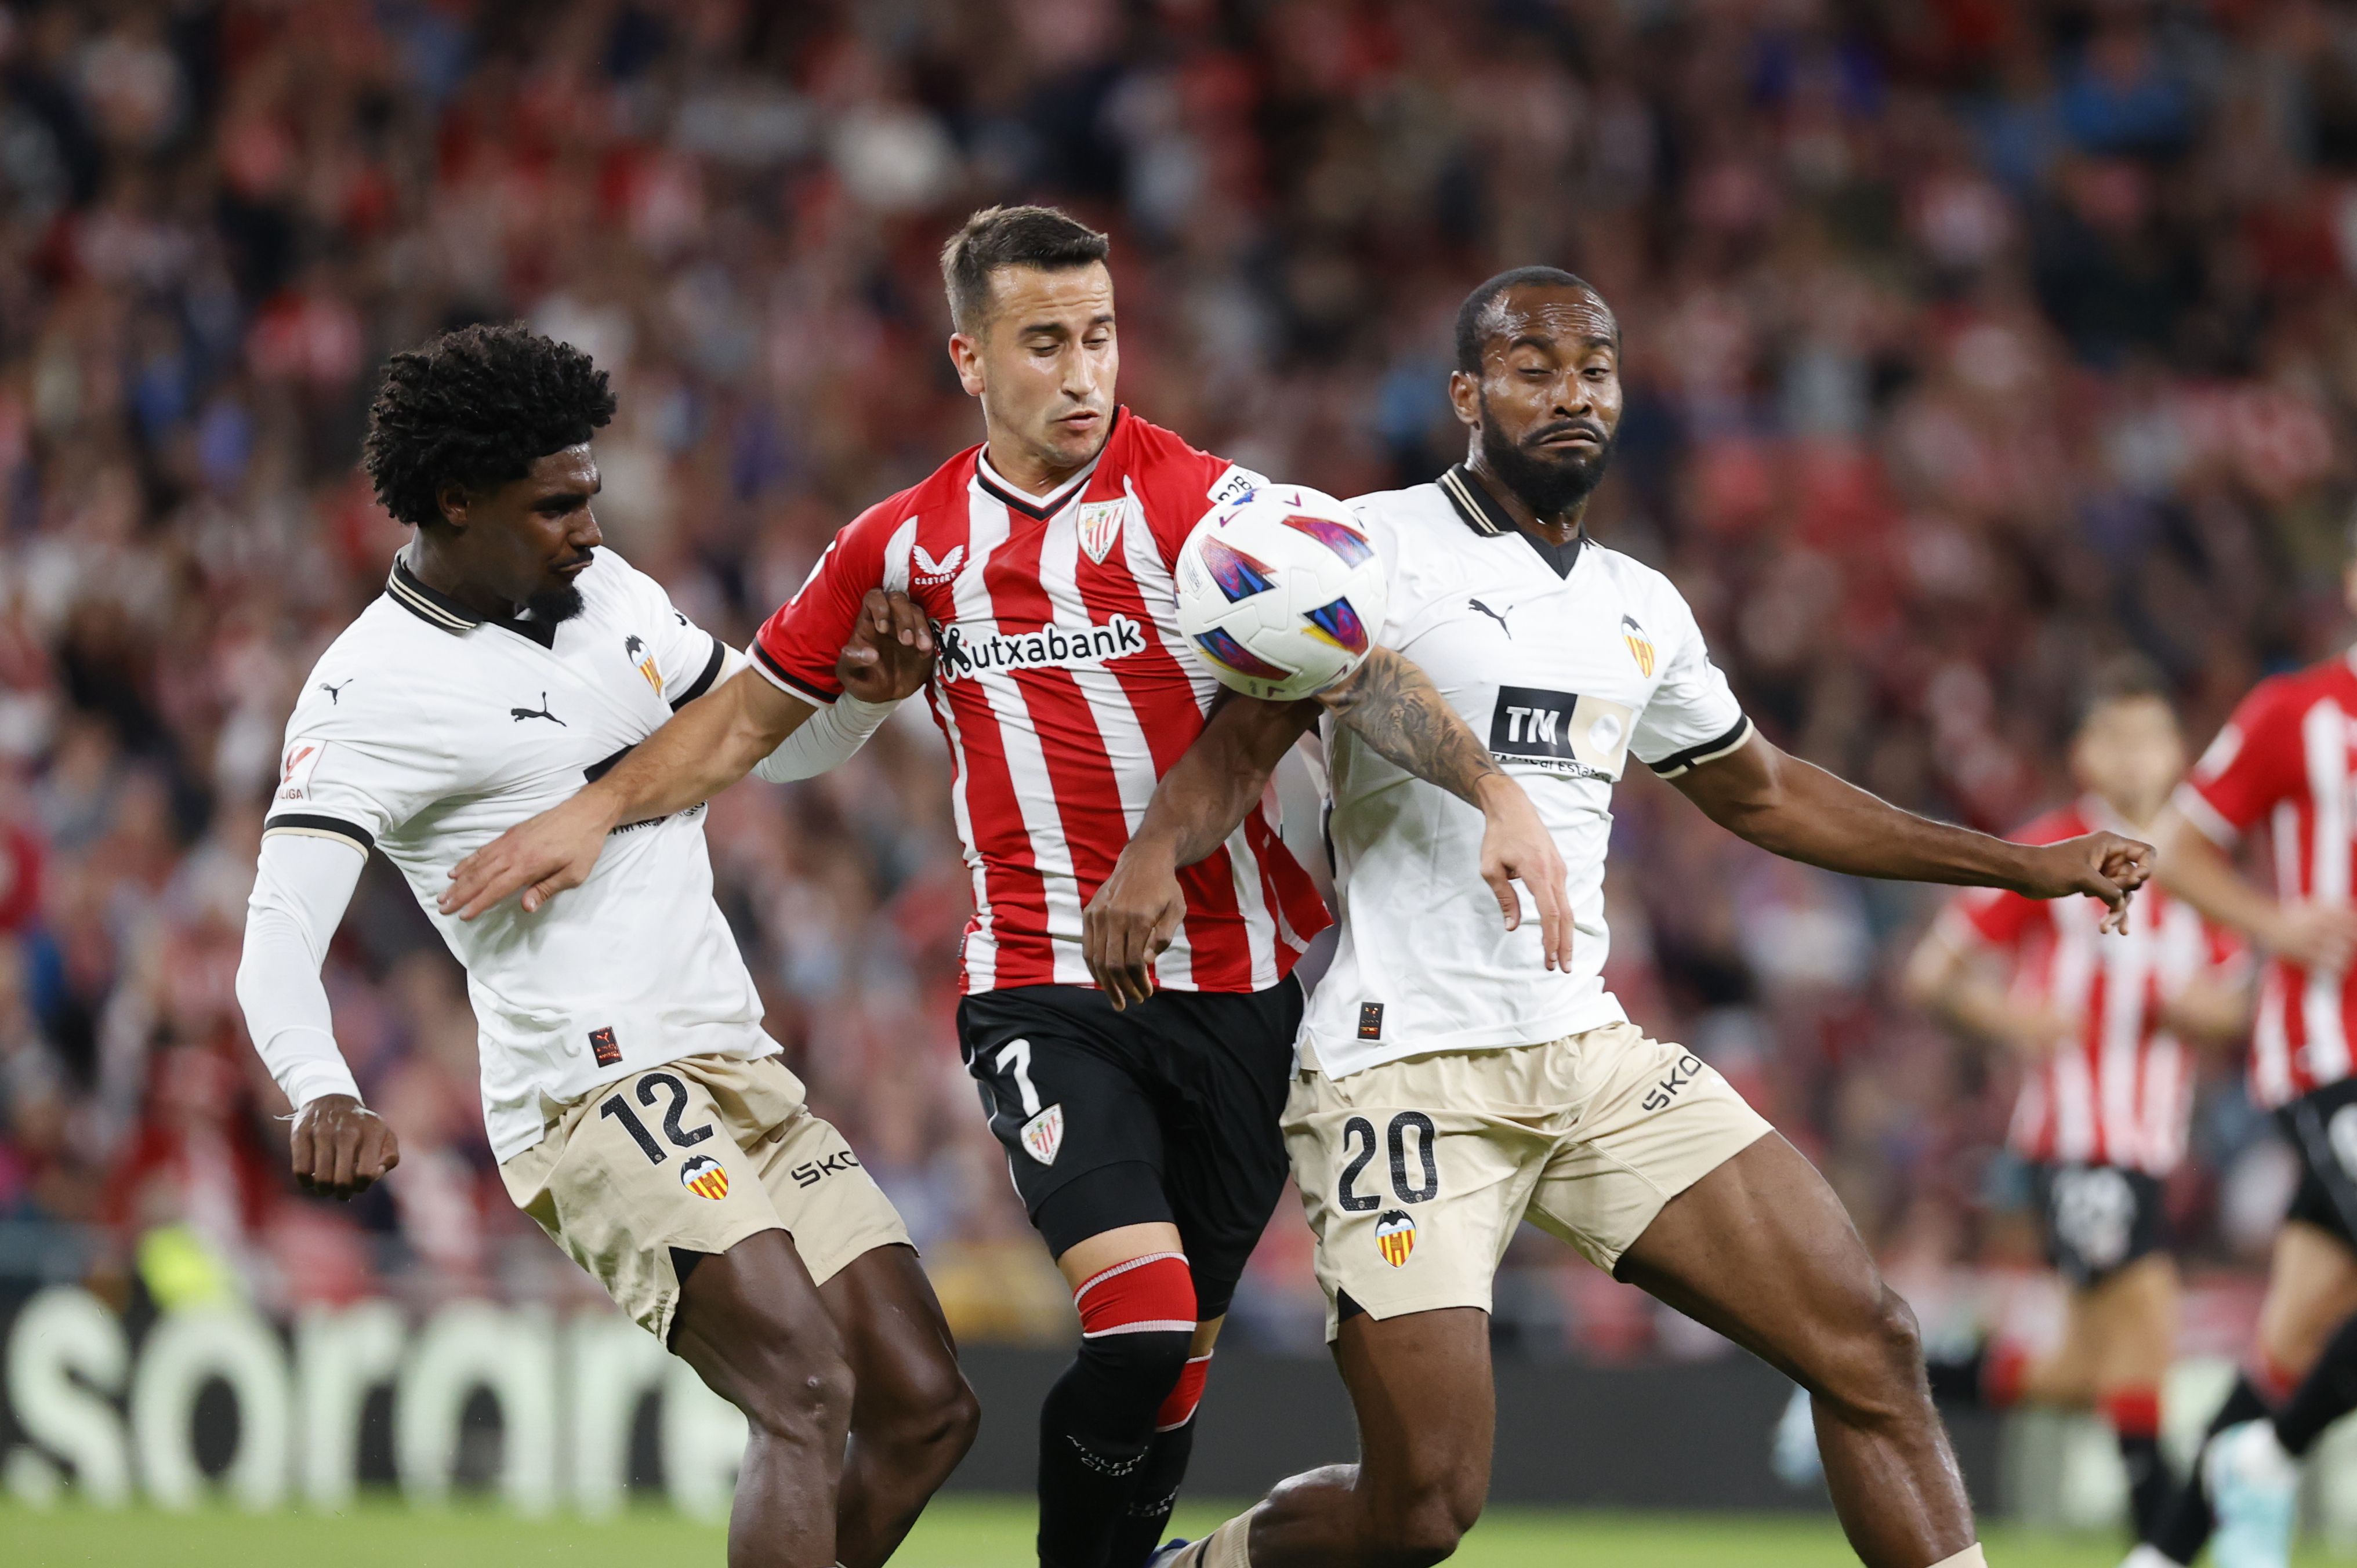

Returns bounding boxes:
[1286,1021,1771,1340]
[499,1052,911,1343]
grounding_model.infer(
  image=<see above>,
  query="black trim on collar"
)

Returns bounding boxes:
[1437,465,1585,578]
[1438,465,1514,537]
[670,637,727,710]
[974,409,1121,521]
[383,550,559,647]
[386,553,480,631]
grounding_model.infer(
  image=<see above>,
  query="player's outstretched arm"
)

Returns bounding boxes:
[1317,647,1573,966]
[441,590,933,919]
[1671,729,2153,932]
[1084,691,1322,1006]
[238,832,400,1199]
[2150,805,2357,971]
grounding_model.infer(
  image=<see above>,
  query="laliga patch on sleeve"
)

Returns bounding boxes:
[1206,463,1267,509]
[1488,688,1634,780]
[277,738,328,803]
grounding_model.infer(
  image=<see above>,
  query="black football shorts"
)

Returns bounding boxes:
[2279,1076,2357,1248]
[958,977,1303,1320]
[2033,1162,2169,1288]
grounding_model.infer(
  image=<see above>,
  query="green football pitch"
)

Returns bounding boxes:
[3,1496,2347,1567]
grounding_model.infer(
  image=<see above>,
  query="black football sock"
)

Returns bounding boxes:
[2274,1312,2357,1457]
[1037,1332,1194,1568]
[1038,1248,1200,1568]
[2119,1430,2170,1541]
[2099,1386,2169,1542]
[1104,1418,1198,1567]
[2150,1372,2273,1562]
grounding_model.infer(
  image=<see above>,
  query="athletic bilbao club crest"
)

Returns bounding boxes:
[1075,498,1132,565]
[680,1155,730,1201]
[1375,1209,1417,1268]
[1621,614,1656,678]
[1021,1104,1065,1166]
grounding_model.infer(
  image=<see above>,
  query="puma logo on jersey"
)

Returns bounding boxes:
[935,614,1148,683]
[318,680,351,703]
[912,543,966,585]
[510,693,566,725]
[1468,598,1510,638]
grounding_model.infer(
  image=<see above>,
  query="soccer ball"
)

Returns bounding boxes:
[1174,484,1389,702]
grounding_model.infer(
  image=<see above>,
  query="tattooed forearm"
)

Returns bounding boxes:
[1319,648,1504,805]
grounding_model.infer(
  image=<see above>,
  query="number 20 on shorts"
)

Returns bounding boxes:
[1337,1111,1440,1212]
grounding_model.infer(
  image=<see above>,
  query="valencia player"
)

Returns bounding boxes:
[1086,268,2155,1568]
[238,325,976,1568]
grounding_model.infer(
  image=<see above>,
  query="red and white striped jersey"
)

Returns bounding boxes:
[752,409,1330,995]
[1941,800,2245,1175]
[2178,654,2357,1107]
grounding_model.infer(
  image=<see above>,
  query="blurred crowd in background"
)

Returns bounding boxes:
[0,0,2353,1357]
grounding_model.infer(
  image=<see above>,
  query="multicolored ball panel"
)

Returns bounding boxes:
[1278,513,1375,567]
[1300,596,1370,655]
[1191,626,1293,681]
[1197,535,1279,602]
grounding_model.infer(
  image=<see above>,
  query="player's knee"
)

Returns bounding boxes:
[1811,1283,1926,1424]
[893,1362,981,1472]
[1073,1250,1199,1396]
[742,1339,857,1446]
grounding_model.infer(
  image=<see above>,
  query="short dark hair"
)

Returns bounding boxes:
[940,205,1111,335]
[362,324,617,529]
[1454,266,1603,375]
[2074,653,2174,731]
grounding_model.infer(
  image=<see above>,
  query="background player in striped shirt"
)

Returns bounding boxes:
[440,207,1569,1568]
[1897,659,2248,1545]
[2125,570,2357,1568]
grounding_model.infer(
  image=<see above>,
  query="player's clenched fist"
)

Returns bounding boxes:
[2011,830,2155,934]
[289,1094,399,1200]
[839,588,935,702]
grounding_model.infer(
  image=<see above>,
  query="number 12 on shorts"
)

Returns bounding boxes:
[1337,1111,1440,1212]
[599,1071,718,1165]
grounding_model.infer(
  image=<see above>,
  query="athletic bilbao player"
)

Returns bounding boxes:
[1900,659,2247,1544]
[2125,559,2357,1568]
[439,206,1568,1568]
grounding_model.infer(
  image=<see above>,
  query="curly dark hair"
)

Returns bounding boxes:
[361,324,617,528]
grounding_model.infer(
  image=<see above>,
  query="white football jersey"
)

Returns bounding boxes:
[1303,467,1752,1077]
[265,549,757,1160]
